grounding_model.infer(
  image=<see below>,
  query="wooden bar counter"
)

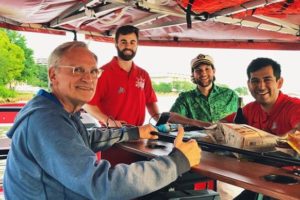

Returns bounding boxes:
[117,139,300,200]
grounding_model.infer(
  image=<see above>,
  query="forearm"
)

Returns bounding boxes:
[105,155,179,199]
[89,127,140,151]
[83,104,108,125]
[169,112,211,127]
[169,112,191,125]
[146,102,160,121]
[168,148,190,175]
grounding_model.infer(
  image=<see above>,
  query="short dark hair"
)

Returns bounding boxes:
[115,25,139,42]
[247,57,281,80]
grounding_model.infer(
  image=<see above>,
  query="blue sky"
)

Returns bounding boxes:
[21,31,300,95]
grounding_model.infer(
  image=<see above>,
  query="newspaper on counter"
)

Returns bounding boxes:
[211,123,278,151]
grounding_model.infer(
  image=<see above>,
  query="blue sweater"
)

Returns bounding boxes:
[4,90,190,200]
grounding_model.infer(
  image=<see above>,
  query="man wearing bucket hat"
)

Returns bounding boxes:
[170,53,238,123]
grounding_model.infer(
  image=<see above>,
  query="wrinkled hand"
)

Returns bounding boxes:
[174,125,201,167]
[138,124,159,139]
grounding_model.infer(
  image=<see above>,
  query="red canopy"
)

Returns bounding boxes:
[0,0,299,50]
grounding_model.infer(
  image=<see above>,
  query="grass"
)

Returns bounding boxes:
[0,92,34,104]
[0,126,10,139]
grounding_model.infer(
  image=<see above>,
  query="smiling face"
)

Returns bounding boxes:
[248,65,283,110]
[115,33,138,61]
[192,64,215,88]
[49,46,98,112]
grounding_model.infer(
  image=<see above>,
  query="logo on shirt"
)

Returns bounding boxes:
[135,76,145,89]
[118,87,125,94]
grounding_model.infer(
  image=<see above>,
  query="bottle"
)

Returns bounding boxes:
[234,97,246,124]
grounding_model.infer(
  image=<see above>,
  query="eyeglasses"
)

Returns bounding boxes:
[58,66,103,79]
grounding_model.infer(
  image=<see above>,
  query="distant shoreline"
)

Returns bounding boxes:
[156,92,178,96]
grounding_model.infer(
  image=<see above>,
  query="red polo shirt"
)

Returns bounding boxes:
[88,57,157,126]
[225,92,300,136]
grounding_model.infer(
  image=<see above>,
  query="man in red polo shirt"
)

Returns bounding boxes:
[84,25,159,127]
[84,25,211,128]
[224,57,300,136]
[223,57,300,200]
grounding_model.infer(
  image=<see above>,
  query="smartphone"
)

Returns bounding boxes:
[156,112,170,126]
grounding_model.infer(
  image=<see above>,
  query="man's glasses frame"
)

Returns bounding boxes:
[58,66,102,79]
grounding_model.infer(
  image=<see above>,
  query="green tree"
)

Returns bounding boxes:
[234,86,248,96]
[0,30,25,86]
[215,83,248,96]
[216,83,229,88]
[34,64,48,87]
[5,29,38,84]
[153,80,195,93]
[3,29,48,88]
[153,82,172,93]
[172,81,194,92]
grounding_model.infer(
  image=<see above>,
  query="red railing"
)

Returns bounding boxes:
[0,103,25,123]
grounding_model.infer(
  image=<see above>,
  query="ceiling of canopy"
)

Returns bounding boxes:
[0,0,299,50]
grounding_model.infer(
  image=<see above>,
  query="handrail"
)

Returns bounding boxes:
[0,107,22,112]
[0,150,8,160]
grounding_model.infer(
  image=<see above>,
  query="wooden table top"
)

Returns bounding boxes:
[2,134,300,199]
[118,139,300,200]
